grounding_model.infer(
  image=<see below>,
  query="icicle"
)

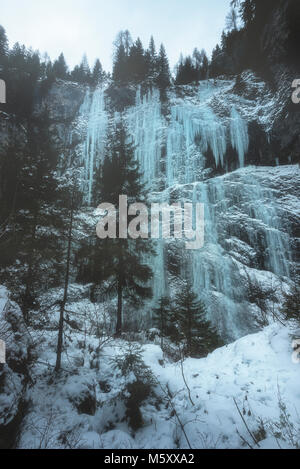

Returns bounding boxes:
[79,87,107,204]
[230,107,249,168]
[242,172,291,278]
[127,87,163,184]
[165,84,232,184]
[189,169,292,339]
[125,82,250,188]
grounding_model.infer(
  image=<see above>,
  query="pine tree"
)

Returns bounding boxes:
[156,44,171,93]
[113,43,128,83]
[53,53,69,80]
[80,54,91,82]
[174,281,222,357]
[114,30,133,56]
[70,65,81,83]
[226,8,238,31]
[281,281,300,326]
[192,48,202,68]
[0,111,68,320]
[112,342,155,430]
[92,59,104,85]
[152,296,172,347]
[55,171,82,372]
[147,36,158,80]
[192,48,202,82]
[239,0,256,27]
[41,59,55,91]
[175,56,197,85]
[112,30,133,83]
[210,44,227,78]
[71,54,91,84]
[200,52,209,80]
[94,121,155,336]
[0,139,25,273]
[128,38,147,83]
[149,36,156,59]
[6,43,43,117]
[0,25,8,69]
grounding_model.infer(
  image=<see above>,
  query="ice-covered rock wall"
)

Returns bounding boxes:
[126,81,250,187]
[76,87,107,204]
[188,165,296,338]
[127,87,164,184]
[71,78,298,339]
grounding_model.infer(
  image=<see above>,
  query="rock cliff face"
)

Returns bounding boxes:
[261,0,300,162]
[33,71,298,340]
[262,0,300,71]
[166,165,299,339]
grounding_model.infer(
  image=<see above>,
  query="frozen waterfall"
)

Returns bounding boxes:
[189,168,292,339]
[127,87,163,184]
[78,81,250,201]
[78,87,107,204]
[76,80,293,338]
[125,81,249,189]
[230,107,249,168]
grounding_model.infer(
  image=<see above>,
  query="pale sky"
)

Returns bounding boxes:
[1,0,231,72]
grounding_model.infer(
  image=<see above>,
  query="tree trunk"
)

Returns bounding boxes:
[187,308,192,356]
[55,196,74,372]
[23,207,38,322]
[55,301,65,373]
[160,311,164,349]
[116,277,122,337]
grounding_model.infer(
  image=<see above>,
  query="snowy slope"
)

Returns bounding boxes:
[8,285,298,450]
[141,324,300,449]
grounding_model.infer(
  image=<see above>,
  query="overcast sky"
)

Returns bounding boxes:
[1,0,231,72]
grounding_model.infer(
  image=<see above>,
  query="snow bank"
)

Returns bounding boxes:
[5,283,298,450]
[141,323,300,449]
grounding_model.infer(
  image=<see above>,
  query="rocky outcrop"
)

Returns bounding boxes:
[37,80,86,123]
[260,0,300,163]
[0,286,32,448]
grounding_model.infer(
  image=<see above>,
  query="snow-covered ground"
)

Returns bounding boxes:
[1,286,299,450]
[142,324,300,449]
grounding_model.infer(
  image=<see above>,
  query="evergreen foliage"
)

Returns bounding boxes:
[175,49,209,85]
[281,281,300,326]
[52,53,69,80]
[112,31,171,90]
[152,285,222,358]
[0,111,80,320]
[112,343,155,431]
[152,296,173,347]
[173,282,223,358]
[83,121,155,335]
[92,59,105,85]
